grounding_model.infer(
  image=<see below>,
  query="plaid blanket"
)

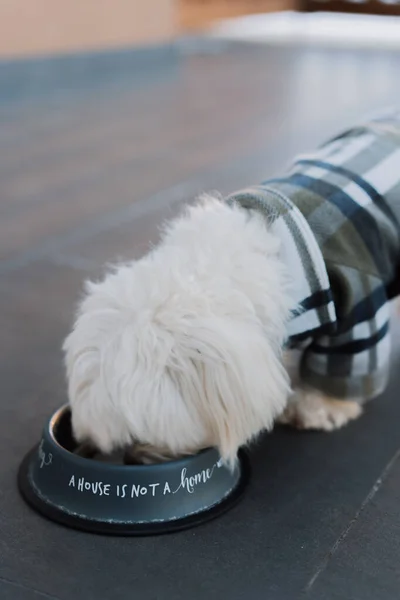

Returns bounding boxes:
[228,108,400,400]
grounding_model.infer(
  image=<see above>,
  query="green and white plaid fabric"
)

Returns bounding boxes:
[228,108,400,400]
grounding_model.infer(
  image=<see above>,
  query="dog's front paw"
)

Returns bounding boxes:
[278,390,363,431]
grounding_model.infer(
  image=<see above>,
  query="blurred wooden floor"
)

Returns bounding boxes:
[1,40,400,600]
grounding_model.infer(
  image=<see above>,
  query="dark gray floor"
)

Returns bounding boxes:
[1,39,400,600]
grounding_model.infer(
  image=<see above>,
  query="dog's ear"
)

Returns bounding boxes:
[171,316,290,468]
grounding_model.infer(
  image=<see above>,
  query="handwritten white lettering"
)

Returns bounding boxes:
[116,484,127,498]
[69,475,111,497]
[38,440,52,469]
[149,483,160,497]
[66,456,224,500]
[131,484,150,498]
[131,484,140,498]
[173,461,219,494]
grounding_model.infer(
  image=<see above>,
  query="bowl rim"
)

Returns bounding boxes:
[48,404,219,472]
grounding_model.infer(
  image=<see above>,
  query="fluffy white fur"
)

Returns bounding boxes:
[64,196,294,466]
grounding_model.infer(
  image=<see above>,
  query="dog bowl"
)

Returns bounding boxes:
[18,405,249,535]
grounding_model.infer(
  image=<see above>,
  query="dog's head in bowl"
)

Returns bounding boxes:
[63,198,291,469]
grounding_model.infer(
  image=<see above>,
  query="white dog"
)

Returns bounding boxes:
[64,111,400,466]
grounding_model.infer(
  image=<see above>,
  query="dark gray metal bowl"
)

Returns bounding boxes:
[18,405,249,535]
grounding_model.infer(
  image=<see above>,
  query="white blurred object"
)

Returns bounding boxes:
[208,11,400,49]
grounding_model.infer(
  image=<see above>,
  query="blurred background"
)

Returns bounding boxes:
[0,0,399,57]
[1,2,400,600]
